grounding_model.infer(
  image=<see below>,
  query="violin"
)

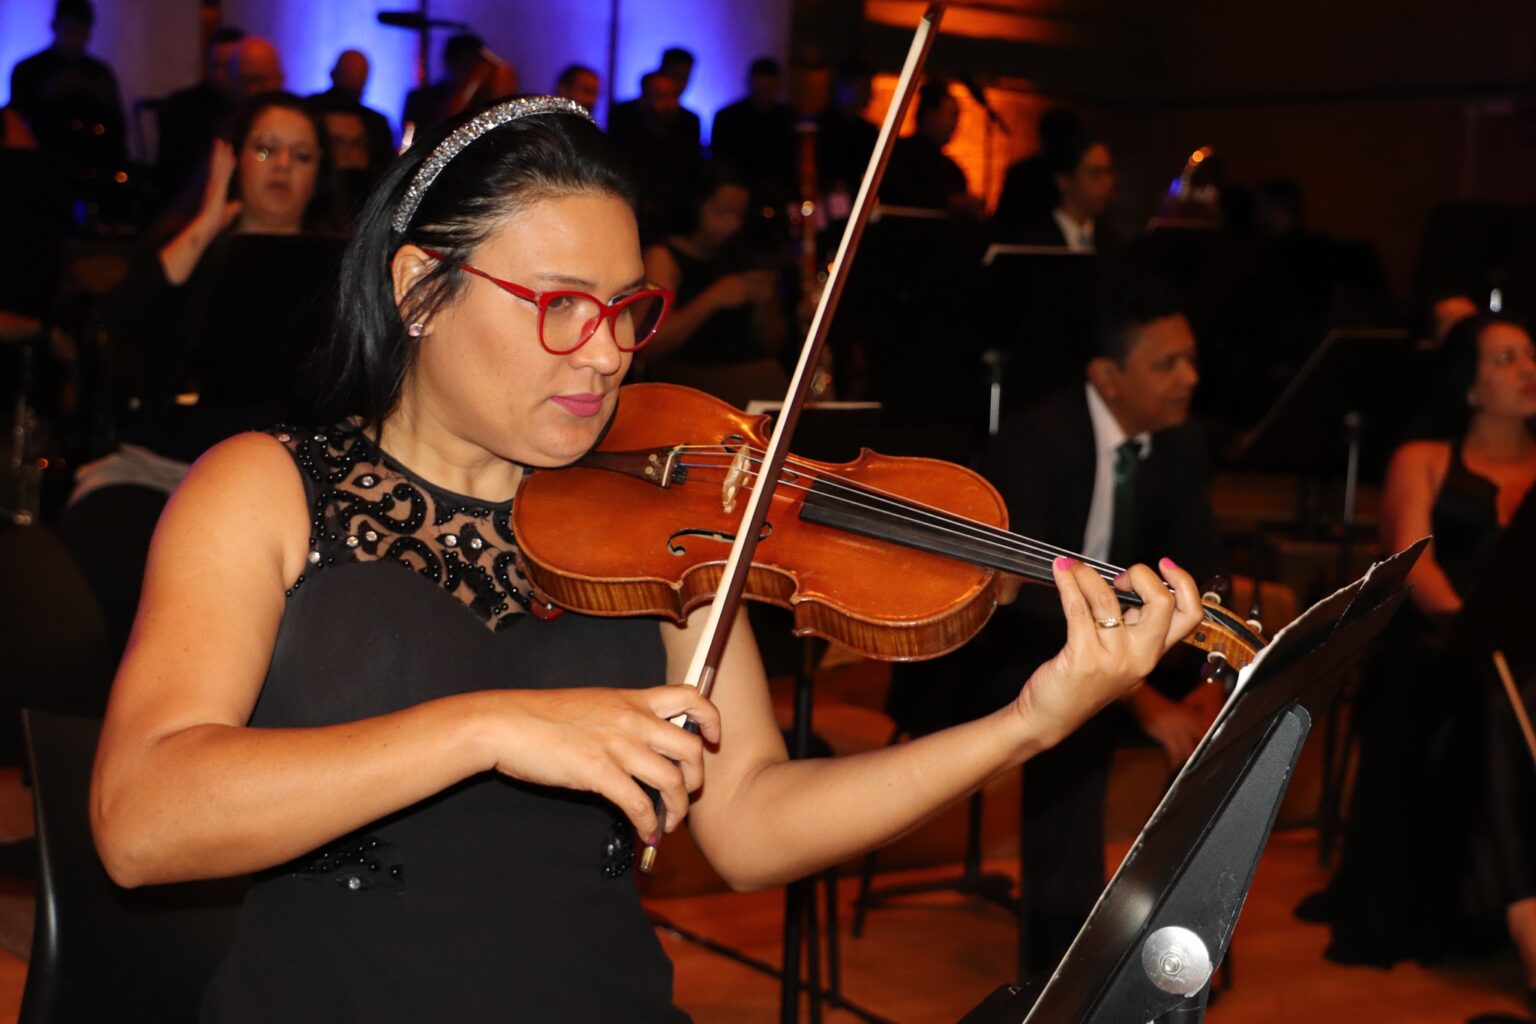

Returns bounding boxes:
[514,383,1264,673]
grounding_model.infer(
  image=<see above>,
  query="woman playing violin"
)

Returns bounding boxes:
[89,98,1205,1021]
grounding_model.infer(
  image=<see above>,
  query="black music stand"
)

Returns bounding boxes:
[957,539,1425,1023]
[1233,328,1423,552]
[977,244,1097,428]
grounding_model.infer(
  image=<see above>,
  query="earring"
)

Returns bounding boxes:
[407,322,425,338]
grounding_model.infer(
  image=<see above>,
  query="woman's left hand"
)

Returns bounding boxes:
[1014,557,1203,750]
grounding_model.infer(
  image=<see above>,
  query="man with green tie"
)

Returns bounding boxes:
[883,270,1227,979]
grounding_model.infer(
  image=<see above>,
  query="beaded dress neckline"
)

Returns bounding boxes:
[270,424,536,631]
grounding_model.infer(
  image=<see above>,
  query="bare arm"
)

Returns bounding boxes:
[641,243,770,359]
[1380,441,1461,616]
[158,139,242,286]
[91,434,720,887]
[680,560,1203,891]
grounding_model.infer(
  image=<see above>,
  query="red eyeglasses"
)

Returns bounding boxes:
[421,248,673,354]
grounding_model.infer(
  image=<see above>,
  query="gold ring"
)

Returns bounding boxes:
[1095,616,1123,629]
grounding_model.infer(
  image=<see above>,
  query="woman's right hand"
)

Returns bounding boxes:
[196,138,243,234]
[482,685,722,842]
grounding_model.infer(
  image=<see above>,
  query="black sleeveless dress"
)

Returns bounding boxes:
[1315,439,1536,966]
[200,425,689,1022]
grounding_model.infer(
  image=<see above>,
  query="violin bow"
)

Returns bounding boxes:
[641,3,948,871]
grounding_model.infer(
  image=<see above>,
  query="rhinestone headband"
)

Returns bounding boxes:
[391,95,596,235]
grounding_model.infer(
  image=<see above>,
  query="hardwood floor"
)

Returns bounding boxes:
[653,831,1531,1023]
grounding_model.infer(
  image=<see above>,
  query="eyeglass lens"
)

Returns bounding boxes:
[543,292,666,353]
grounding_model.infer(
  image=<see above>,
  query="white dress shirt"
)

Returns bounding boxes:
[1053,208,1096,253]
[1082,381,1152,562]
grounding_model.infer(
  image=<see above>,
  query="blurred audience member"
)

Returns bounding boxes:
[609,70,703,242]
[157,25,246,200]
[8,0,125,172]
[993,105,1082,235]
[1006,133,1118,255]
[74,93,337,652]
[402,33,485,139]
[640,159,789,408]
[710,57,796,207]
[553,63,600,113]
[813,64,877,218]
[881,80,980,216]
[306,50,390,229]
[229,35,285,100]
[308,50,396,164]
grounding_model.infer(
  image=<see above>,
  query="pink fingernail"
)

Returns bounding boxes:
[647,833,659,846]
[1055,556,1077,569]
[1113,572,1128,586]
[1160,557,1179,570]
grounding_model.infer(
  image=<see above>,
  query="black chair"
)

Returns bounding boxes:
[21,710,248,1023]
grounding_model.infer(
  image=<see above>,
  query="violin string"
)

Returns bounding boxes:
[671,450,1115,582]
[669,453,1222,626]
[668,446,1123,583]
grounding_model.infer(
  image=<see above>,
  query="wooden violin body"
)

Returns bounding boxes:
[515,384,1265,669]
[515,384,1010,661]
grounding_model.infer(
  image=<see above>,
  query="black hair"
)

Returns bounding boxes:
[304,107,637,428]
[556,63,597,89]
[443,34,484,68]
[749,57,781,79]
[1045,131,1105,180]
[1415,313,1531,439]
[661,47,695,69]
[916,80,954,121]
[210,25,246,46]
[54,0,93,26]
[1088,272,1187,364]
[673,157,750,235]
[223,92,337,231]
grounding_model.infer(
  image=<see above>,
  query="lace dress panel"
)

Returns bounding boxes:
[268,424,542,631]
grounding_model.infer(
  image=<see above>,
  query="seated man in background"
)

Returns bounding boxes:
[887,271,1226,977]
[881,79,982,216]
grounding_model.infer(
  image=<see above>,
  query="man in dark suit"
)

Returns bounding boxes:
[9,0,125,173]
[607,70,702,242]
[885,272,1225,978]
[307,49,395,173]
[995,131,1119,259]
[985,272,1224,975]
[880,80,980,216]
[710,57,796,205]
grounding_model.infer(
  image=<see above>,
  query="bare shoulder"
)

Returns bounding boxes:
[1387,439,1451,484]
[153,431,312,589]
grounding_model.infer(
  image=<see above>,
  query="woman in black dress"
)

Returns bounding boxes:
[88,97,1204,1021]
[1313,314,1536,1016]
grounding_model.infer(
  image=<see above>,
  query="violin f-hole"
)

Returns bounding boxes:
[667,522,774,557]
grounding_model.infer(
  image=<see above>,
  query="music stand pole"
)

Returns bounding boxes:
[1337,409,1362,586]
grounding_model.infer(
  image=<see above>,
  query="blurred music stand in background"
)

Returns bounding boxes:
[1232,328,1424,572]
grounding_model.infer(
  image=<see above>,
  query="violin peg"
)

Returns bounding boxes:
[1245,619,1264,636]
[1200,650,1237,694]
[1202,591,1223,605]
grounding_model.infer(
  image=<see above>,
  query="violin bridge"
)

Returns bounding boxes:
[721,445,751,513]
